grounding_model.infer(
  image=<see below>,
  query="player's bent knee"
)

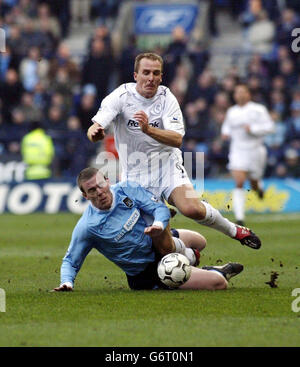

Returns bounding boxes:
[213,276,228,290]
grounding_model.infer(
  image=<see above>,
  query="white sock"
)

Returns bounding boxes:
[196,201,237,238]
[172,237,196,265]
[233,188,246,222]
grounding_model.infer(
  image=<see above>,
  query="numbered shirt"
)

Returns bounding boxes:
[92,83,185,176]
[221,101,274,151]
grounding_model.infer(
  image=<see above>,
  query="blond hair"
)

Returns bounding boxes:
[134,52,163,73]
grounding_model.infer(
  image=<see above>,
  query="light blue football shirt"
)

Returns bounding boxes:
[60,181,170,286]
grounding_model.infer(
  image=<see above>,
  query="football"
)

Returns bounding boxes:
[157,253,192,288]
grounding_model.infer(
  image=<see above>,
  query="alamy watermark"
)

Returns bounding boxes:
[95,146,205,198]
[291,288,300,313]
[0,28,6,52]
[291,28,300,53]
[0,288,5,312]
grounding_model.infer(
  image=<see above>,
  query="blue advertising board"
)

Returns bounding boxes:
[134,4,199,34]
[0,178,300,214]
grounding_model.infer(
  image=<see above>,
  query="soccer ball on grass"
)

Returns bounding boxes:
[157,253,191,288]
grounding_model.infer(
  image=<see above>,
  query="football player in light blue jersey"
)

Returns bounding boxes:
[53,168,244,292]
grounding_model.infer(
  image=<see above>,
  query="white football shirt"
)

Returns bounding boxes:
[221,101,274,151]
[92,83,185,178]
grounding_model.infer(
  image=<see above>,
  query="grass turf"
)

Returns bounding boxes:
[0,212,300,347]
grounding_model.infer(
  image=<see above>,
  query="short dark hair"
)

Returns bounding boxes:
[134,52,163,73]
[235,82,251,93]
[77,167,99,193]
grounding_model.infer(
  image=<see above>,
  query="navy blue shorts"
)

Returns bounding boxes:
[126,228,179,290]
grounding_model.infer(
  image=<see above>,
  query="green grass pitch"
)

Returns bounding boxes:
[1,212,300,347]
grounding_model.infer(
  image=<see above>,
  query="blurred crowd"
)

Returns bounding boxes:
[0,0,300,179]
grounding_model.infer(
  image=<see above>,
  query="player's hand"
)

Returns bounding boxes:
[144,225,163,237]
[52,283,73,292]
[133,111,149,133]
[87,123,106,142]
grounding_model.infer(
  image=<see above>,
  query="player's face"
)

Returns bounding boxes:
[134,58,162,98]
[233,86,251,105]
[82,174,113,210]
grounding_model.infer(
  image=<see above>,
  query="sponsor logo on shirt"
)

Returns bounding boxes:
[123,209,140,231]
[114,209,140,240]
[127,119,160,129]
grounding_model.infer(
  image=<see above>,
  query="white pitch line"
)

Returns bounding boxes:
[247,213,300,222]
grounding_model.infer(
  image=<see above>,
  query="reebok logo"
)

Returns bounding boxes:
[127,120,159,129]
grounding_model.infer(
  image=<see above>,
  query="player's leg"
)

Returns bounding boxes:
[231,169,247,225]
[249,178,264,199]
[179,262,244,290]
[179,267,228,290]
[168,184,261,249]
[168,185,236,237]
[151,224,198,265]
[176,229,207,252]
[249,146,267,200]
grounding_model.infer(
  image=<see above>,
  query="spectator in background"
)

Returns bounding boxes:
[18,91,43,123]
[46,0,71,39]
[81,38,113,102]
[19,46,49,92]
[4,107,29,157]
[49,92,70,120]
[33,3,61,40]
[275,8,300,47]
[163,26,187,86]
[49,42,80,82]
[32,81,49,111]
[285,90,300,151]
[0,68,24,122]
[278,58,298,87]
[283,148,300,178]
[75,84,98,133]
[268,90,288,118]
[239,0,263,35]
[188,41,210,78]
[0,45,20,81]
[169,62,191,107]
[118,34,141,85]
[18,0,36,18]
[187,69,217,105]
[44,105,66,132]
[21,120,54,180]
[6,24,27,59]
[87,24,112,55]
[264,110,287,177]
[220,74,238,100]
[59,115,91,177]
[48,66,75,112]
[276,148,300,178]
[248,9,275,55]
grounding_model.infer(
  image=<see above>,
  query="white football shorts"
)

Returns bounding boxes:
[228,145,267,180]
[122,157,191,201]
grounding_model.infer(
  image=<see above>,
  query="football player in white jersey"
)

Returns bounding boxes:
[87,53,261,250]
[222,83,274,225]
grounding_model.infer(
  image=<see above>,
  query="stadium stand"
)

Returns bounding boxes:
[0,0,300,180]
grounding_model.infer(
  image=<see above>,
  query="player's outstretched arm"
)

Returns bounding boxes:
[87,123,106,143]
